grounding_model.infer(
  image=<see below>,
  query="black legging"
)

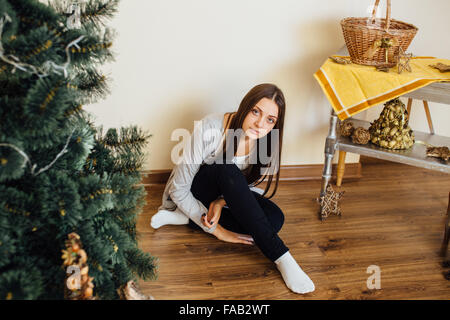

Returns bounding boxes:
[189,163,289,262]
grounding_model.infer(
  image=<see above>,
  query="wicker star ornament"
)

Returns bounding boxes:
[397,47,413,74]
[318,184,345,220]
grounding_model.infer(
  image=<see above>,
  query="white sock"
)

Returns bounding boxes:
[150,208,189,229]
[274,251,315,294]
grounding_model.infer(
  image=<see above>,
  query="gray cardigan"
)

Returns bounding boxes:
[157,112,262,234]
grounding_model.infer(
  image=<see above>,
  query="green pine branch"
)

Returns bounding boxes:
[80,0,119,28]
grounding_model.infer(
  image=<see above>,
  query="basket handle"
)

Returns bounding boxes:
[370,0,391,31]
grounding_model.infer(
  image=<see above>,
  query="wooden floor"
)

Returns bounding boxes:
[137,159,450,300]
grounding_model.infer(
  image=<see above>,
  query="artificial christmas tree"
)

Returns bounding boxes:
[0,0,157,299]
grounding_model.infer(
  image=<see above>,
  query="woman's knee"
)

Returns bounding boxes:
[190,163,242,204]
[209,163,244,185]
[210,162,240,174]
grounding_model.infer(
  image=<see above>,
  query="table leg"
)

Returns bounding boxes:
[406,98,412,120]
[319,108,338,220]
[422,100,435,135]
[336,151,346,187]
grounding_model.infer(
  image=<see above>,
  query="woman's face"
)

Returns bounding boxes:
[242,97,279,140]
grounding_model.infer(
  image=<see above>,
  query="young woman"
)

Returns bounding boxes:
[151,83,315,294]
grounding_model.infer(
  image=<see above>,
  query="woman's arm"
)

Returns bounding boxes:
[168,118,217,233]
[212,225,254,245]
[201,198,254,245]
[202,197,226,228]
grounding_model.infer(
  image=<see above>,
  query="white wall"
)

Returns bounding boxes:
[86,0,450,171]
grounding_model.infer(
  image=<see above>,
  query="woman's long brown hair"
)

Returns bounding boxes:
[220,83,286,199]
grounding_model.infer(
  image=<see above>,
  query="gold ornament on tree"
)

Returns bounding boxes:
[62,232,95,300]
[368,98,415,150]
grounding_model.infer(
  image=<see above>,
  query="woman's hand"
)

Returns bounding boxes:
[201,197,226,229]
[212,224,254,245]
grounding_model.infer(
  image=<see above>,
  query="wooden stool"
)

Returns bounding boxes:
[336,98,435,186]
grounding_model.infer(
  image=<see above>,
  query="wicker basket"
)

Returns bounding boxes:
[341,0,418,67]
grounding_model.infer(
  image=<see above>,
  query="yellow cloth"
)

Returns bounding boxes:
[314,56,450,120]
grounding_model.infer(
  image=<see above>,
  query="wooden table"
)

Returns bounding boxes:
[318,81,450,255]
